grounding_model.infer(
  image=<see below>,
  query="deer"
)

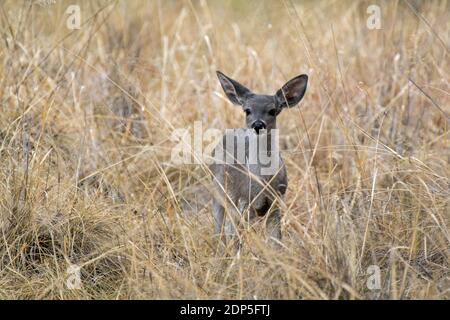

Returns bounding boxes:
[209,70,308,250]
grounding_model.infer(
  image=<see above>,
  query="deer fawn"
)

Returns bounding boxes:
[209,71,308,249]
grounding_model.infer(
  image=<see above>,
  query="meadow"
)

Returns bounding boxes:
[0,0,449,299]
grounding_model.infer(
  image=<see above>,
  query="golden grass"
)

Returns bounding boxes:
[0,0,449,299]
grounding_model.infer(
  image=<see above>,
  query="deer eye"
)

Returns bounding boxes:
[244,109,251,116]
[268,109,277,116]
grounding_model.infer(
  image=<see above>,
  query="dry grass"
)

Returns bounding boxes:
[0,0,449,299]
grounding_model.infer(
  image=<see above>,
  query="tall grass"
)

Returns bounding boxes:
[0,0,448,299]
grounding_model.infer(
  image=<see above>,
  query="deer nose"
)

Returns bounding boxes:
[252,120,266,134]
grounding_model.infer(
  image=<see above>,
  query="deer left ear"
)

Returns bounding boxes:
[275,74,308,108]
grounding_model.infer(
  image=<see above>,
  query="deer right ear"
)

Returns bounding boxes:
[216,71,251,106]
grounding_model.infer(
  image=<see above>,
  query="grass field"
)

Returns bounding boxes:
[0,0,449,299]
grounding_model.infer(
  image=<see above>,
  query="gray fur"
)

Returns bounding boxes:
[210,71,308,247]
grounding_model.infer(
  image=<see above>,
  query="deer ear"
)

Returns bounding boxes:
[216,71,251,106]
[275,74,308,108]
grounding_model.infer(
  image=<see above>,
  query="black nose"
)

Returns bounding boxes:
[252,121,266,134]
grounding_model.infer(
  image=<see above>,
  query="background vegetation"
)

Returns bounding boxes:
[0,0,448,299]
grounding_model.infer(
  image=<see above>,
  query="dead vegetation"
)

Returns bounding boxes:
[0,0,449,299]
